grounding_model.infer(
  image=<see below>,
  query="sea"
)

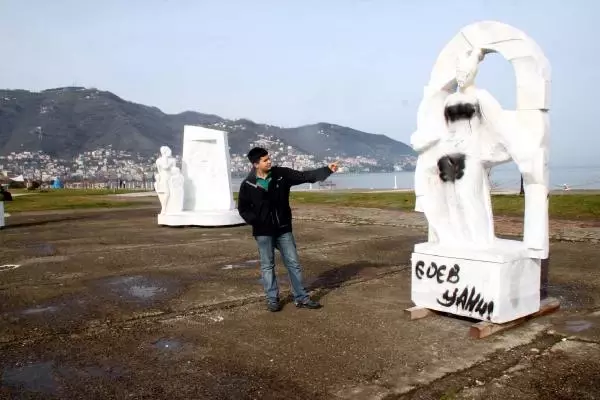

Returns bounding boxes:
[230,164,600,192]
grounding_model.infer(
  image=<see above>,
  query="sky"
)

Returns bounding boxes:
[0,0,597,166]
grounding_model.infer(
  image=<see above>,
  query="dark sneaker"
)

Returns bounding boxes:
[295,299,322,309]
[267,301,282,312]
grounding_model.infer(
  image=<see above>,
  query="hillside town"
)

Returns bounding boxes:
[0,134,417,187]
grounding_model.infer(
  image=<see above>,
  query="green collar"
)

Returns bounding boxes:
[256,171,271,190]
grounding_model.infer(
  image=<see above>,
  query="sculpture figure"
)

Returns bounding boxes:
[412,48,511,247]
[154,146,176,214]
[412,41,549,257]
[165,167,185,214]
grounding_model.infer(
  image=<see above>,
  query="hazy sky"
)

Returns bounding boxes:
[0,0,597,165]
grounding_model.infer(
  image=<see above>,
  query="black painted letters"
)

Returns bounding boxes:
[447,264,460,284]
[436,286,495,320]
[415,259,494,320]
[415,260,425,280]
[414,260,460,284]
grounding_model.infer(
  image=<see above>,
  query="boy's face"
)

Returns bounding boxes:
[254,154,272,173]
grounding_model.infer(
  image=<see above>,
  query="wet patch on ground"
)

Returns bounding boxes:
[221,259,260,270]
[26,243,58,257]
[0,326,325,400]
[93,274,183,304]
[551,311,600,341]
[2,274,184,336]
[20,255,70,266]
[1,294,91,339]
[152,338,184,351]
[546,282,596,310]
[564,319,594,333]
[0,359,126,398]
[1,361,57,395]
[21,306,61,316]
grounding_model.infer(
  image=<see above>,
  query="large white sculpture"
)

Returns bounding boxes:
[410,21,550,324]
[155,125,245,227]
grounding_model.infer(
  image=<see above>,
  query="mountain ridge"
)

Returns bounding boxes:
[0,87,415,164]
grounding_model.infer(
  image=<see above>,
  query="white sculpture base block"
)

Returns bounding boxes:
[411,239,540,324]
[157,209,245,227]
[0,202,5,229]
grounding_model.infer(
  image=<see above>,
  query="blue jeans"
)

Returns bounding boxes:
[255,232,309,304]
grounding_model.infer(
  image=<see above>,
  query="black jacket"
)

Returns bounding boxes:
[237,166,333,236]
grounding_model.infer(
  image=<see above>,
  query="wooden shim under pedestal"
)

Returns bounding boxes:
[404,306,435,320]
[469,297,561,339]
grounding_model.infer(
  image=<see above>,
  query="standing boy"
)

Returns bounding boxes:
[238,147,338,312]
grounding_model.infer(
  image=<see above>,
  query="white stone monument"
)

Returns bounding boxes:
[410,21,550,324]
[155,125,245,227]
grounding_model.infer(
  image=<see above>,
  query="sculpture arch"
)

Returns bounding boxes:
[423,22,551,186]
[427,20,551,111]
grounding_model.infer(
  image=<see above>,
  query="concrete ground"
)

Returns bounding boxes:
[1,204,599,399]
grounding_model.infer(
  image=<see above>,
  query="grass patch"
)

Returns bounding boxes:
[287,191,600,220]
[290,191,416,211]
[16,188,141,197]
[4,189,153,213]
[4,189,599,220]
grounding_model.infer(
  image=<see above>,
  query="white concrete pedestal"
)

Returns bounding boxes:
[0,202,4,229]
[157,209,244,227]
[411,239,540,324]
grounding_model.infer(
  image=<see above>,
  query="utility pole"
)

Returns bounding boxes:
[519,175,525,196]
[37,127,44,185]
[82,158,88,189]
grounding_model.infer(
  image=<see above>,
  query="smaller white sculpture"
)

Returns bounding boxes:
[165,167,184,214]
[155,146,177,215]
[154,125,245,227]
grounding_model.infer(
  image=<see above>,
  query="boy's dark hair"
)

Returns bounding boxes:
[247,147,268,164]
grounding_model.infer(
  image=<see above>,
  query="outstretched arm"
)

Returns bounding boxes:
[411,130,440,153]
[277,166,334,186]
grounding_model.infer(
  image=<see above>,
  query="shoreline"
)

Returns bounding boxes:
[110,188,600,197]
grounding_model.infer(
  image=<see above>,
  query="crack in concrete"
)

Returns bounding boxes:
[558,336,600,345]
[384,333,562,399]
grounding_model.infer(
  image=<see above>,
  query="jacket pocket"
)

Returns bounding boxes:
[256,203,273,226]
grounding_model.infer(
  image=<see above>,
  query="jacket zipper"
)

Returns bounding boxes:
[247,176,288,228]
[275,210,281,226]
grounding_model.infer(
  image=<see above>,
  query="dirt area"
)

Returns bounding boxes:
[1,205,599,399]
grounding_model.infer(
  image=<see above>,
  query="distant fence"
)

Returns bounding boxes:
[318,181,336,189]
[64,181,155,190]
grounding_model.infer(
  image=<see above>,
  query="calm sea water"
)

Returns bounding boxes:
[231,164,600,191]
